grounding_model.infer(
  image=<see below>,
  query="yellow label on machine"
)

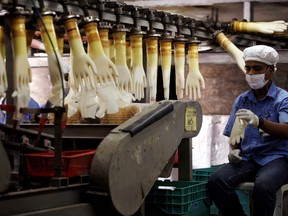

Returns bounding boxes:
[185,107,197,131]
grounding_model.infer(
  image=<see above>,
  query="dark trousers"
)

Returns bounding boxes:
[208,158,288,216]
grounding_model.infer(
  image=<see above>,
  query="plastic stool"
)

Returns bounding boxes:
[237,182,288,216]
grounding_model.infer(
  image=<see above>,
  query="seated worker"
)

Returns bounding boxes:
[208,45,288,216]
[0,97,40,124]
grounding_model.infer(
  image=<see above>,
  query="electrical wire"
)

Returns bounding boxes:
[31,0,65,108]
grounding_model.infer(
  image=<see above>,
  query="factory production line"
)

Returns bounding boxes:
[0,0,205,215]
[0,0,288,215]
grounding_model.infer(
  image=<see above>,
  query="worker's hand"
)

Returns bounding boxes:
[228,149,242,163]
[229,116,248,145]
[236,109,259,127]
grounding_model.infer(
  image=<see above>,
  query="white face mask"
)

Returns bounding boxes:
[245,73,268,90]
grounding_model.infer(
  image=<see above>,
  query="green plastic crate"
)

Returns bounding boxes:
[192,165,223,182]
[146,180,208,215]
[146,199,210,216]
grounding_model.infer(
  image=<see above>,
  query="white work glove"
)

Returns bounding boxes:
[229,116,248,145]
[228,149,242,163]
[236,108,259,127]
[233,20,287,34]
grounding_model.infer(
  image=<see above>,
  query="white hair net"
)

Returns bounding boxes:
[243,45,279,66]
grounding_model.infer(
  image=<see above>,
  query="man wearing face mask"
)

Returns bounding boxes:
[208,45,288,216]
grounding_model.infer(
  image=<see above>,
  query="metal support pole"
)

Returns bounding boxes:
[178,137,192,181]
[53,106,65,177]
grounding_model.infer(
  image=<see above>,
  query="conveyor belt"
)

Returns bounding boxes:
[90,100,202,216]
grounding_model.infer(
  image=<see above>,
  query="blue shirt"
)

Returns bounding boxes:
[223,82,288,166]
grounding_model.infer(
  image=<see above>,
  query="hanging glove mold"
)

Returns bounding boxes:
[146,32,160,102]
[160,37,173,100]
[186,41,205,100]
[37,11,66,106]
[232,19,287,34]
[99,27,111,58]
[0,25,7,99]
[130,34,147,101]
[174,36,187,100]
[82,17,118,86]
[214,30,245,73]
[9,9,32,121]
[113,30,132,93]
[61,15,97,92]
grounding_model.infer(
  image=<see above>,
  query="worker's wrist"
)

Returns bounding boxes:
[257,117,264,128]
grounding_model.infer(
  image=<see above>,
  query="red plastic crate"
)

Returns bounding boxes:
[24,149,96,177]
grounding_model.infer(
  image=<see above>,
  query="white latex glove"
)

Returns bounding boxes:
[131,66,147,101]
[84,22,118,86]
[236,108,259,127]
[215,32,245,73]
[117,89,135,107]
[174,42,185,100]
[130,35,147,101]
[0,52,7,98]
[116,65,132,92]
[64,87,79,118]
[146,38,158,102]
[186,43,205,100]
[78,88,99,119]
[47,52,65,86]
[64,18,97,91]
[113,31,132,92]
[96,82,119,118]
[12,86,30,120]
[92,55,118,86]
[228,149,242,163]
[49,84,65,107]
[229,116,248,145]
[233,20,287,34]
